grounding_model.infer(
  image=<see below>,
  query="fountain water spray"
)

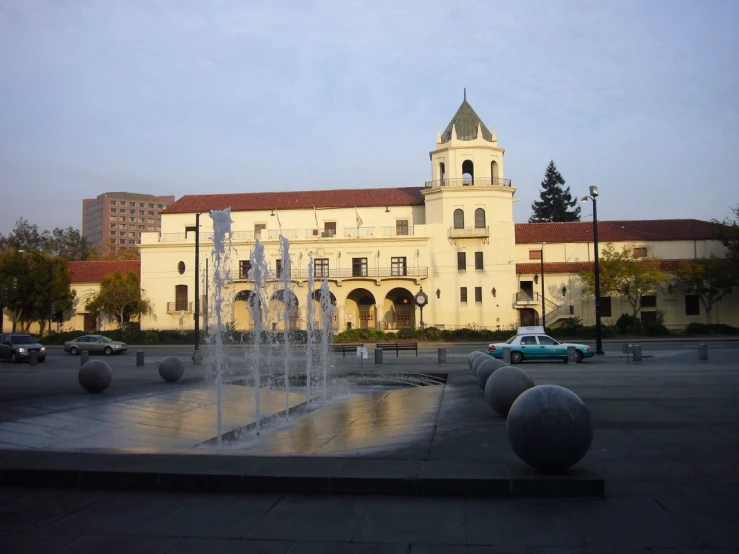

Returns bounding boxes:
[279,236,292,418]
[209,208,233,447]
[249,239,270,435]
[319,279,336,403]
[305,253,315,405]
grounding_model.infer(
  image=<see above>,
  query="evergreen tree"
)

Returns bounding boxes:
[529,161,581,223]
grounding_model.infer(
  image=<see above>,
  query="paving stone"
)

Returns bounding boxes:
[465,499,583,547]
[244,496,368,541]
[61,534,181,554]
[290,543,409,553]
[48,491,279,538]
[167,538,292,553]
[353,497,465,544]
[0,489,101,531]
[410,546,527,553]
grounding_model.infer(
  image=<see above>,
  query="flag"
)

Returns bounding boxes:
[355,207,363,227]
[275,209,282,229]
[314,206,319,228]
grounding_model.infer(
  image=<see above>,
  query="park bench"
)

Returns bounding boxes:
[330,343,364,358]
[375,341,418,357]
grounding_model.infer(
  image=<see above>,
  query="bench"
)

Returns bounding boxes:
[375,341,418,357]
[330,343,364,358]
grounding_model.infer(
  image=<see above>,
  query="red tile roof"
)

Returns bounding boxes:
[516,260,691,274]
[515,219,723,244]
[68,261,140,283]
[162,187,425,215]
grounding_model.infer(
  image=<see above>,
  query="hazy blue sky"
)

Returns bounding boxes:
[1,0,737,234]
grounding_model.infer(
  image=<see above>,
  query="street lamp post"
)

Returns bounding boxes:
[582,186,604,355]
[19,249,53,335]
[186,213,203,365]
[540,242,546,328]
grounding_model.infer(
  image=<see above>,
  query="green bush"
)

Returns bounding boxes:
[143,331,160,344]
[684,322,739,336]
[616,314,642,336]
[397,328,415,339]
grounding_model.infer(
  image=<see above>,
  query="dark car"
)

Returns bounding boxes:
[0,333,47,363]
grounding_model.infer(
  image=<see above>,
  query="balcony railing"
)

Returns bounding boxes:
[448,226,490,238]
[167,301,193,313]
[382,226,414,237]
[159,226,416,243]
[235,267,428,281]
[160,233,188,242]
[344,227,376,238]
[425,177,511,189]
[515,292,537,303]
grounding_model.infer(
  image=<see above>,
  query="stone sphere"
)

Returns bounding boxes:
[78,360,113,393]
[471,353,490,375]
[484,365,534,416]
[159,356,185,382]
[468,351,486,369]
[507,385,593,472]
[475,357,507,389]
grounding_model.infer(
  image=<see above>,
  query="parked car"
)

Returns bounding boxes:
[0,333,47,363]
[64,335,128,356]
[488,328,593,364]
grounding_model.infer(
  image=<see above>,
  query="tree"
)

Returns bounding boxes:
[0,248,75,333]
[0,218,95,261]
[579,243,670,318]
[85,270,153,326]
[529,160,581,223]
[673,258,738,324]
[713,205,739,265]
[90,247,140,261]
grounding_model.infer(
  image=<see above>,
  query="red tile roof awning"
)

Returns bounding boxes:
[68,261,140,283]
[516,260,691,274]
[162,187,425,215]
[515,219,723,244]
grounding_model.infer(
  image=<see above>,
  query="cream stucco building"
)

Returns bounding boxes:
[130,96,737,333]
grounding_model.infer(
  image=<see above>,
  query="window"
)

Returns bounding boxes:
[529,250,542,260]
[641,295,657,308]
[391,257,407,276]
[110,200,117,205]
[538,336,558,346]
[475,287,482,302]
[474,208,486,228]
[453,209,464,229]
[239,260,251,280]
[685,295,700,316]
[323,222,336,237]
[110,208,117,213]
[520,336,537,345]
[128,240,135,244]
[175,285,188,311]
[276,259,290,278]
[129,210,136,215]
[457,252,466,271]
[641,311,657,323]
[475,252,483,270]
[139,202,145,208]
[178,261,186,275]
[158,204,163,209]
[600,297,612,317]
[460,287,468,303]
[254,224,266,239]
[129,201,136,206]
[148,210,154,216]
[139,225,145,229]
[352,257,368,277]
[139,210,145,215]
[110,231,117,236]
[110,223,117,228]
[149,203,154,208]
[315,258,329,278]
[119,239,126,244]
[396,220,409,236]
[129,217,136,222]
[634,247,647,258]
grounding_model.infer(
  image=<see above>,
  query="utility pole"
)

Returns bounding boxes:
[540,243,546,328]
[188,213,203,365]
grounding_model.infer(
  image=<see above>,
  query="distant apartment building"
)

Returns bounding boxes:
[82,192,175,254]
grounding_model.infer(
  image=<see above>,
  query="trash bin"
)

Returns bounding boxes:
[136,351,145,366]
[375,348,383,365]
[438,347,447,364]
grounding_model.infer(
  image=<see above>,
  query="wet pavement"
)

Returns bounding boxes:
[1,344,738,550]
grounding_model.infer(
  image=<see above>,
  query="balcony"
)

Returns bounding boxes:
[425,177,512,189]
[167,301,193,313]
[157,225,417,244]
[233,266,428,285]
[448,226,490,239]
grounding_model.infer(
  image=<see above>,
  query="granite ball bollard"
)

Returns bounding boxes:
[468,351,485,369]
[78,360,113,393]
[471,353,490,375]
[159,356,185,382]
[507,384,593,472]
[475,357,507,389]
[484,365,534,416]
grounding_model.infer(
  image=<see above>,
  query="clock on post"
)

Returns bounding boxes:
[415,287,429,327]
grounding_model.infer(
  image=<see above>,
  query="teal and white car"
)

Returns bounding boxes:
[488,330,594,364]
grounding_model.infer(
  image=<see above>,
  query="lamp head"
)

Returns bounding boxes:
[589,185,599,197]
[581,197,590,203]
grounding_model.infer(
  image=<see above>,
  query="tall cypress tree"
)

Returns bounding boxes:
[529,161,581,223]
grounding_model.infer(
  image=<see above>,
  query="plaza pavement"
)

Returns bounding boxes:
[0,342,738,552]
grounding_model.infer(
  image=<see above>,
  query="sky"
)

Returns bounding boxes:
[1,0,738,235]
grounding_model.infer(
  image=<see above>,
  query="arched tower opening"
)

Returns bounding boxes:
[462,160,474,185]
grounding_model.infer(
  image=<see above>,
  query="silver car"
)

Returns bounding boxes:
[64,335,128,356]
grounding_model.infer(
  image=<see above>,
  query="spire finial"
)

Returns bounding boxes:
[464,88,466,101]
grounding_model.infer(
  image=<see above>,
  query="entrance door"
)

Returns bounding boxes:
[359,308,374,329]
[83,313,96,332]
[520,281,534,301]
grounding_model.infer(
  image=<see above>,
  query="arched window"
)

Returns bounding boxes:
[453,209,464,229]
[175,285,188,311]
[475,208,486,228]
[491,160,499,185]
[462,160,474,185]
[439,162,446,184]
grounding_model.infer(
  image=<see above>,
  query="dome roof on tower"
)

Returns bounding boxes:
[440,91,493,142]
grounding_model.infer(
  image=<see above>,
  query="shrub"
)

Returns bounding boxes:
[616,314,642,336]
[684,322,739,336]
[397,328,415,339]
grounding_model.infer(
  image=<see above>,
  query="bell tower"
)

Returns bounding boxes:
[427,89,507,188]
